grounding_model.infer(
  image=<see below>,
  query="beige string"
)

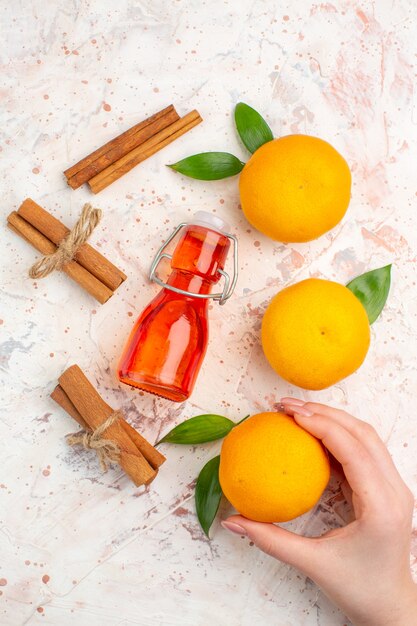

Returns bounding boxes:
[66,411,122,472]
[29,203,102,279]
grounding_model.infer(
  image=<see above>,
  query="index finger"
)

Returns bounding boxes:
[292,411,393,514]
[282,398,405,492]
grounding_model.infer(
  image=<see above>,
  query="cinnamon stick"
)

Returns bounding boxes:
[119,419,166,471]
[17,198,126,291]
[65,105,180,189]
[51,384,90,430]
[7,212,113,304]
[51,383,165,470]
[58,365,157,485]
[88,110,203,194]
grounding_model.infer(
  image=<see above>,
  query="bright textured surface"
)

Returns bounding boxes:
[1,1,416,625]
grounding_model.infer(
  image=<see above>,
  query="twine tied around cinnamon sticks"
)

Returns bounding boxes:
[7,199,126,303]
[29,203,102,279]
[66,410,122,471]
[51,365,166,486]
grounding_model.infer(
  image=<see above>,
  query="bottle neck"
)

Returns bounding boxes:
[171,225,230,283]
[166,269,213,297]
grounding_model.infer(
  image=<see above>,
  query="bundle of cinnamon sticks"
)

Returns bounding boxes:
[7,198,126,303]
[64,105,202,193]
[52,365,166,486]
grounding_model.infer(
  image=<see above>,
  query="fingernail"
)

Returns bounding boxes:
[221,521,248,536]
[281,397,305,406]
[292,406,314,417]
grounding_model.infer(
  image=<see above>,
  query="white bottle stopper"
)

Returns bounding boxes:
[190,211,230,234]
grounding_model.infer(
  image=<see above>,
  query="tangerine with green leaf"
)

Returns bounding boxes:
[168,105,352,243]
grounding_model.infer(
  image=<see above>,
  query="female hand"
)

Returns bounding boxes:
[221,400,417,626]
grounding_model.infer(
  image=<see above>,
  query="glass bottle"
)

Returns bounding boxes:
[118,212,238,402]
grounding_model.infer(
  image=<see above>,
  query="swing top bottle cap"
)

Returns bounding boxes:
[188,211,230,235]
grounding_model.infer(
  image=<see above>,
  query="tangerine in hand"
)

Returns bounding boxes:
[219,412,330,523]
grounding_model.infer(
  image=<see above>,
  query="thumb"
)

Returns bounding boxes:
[222,515,320,575]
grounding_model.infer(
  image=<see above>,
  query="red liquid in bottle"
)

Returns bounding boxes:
[118,218,231,402]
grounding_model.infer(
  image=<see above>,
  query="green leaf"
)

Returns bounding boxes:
[346,264,392,324]
[167,152,245,180]
[156,414,235,445]
[195,455,222,537]
[234,102,274,153]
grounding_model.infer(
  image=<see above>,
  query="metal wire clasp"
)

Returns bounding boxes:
[149,223,238,305]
